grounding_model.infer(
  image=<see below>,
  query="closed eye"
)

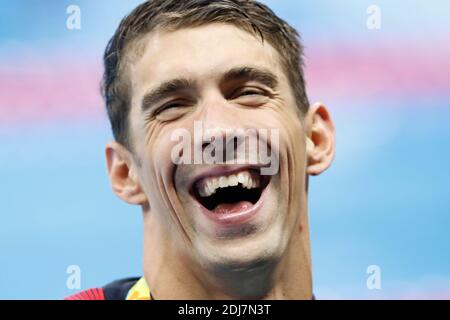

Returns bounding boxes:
[231,87,266,99]
[149,100,193,122]
[154,101,186,115]
[239,90,263,96]
[229,87,271,107]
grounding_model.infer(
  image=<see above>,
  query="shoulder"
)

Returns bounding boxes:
[64,277,141,300]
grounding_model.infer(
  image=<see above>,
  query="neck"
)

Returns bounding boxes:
[142,210,312,300]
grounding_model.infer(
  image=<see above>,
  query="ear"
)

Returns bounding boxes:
[305,102,336,176]
[105,141,148,205]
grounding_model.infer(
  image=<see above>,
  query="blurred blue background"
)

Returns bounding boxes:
[0,0,449,299]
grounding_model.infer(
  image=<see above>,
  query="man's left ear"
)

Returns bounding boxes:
[305,102,336,176]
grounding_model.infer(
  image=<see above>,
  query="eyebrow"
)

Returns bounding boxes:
[142,78,194,112]
[141,66,279,112]
[221,66,279,91]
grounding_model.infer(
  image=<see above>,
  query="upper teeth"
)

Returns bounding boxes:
[196,170,260,197]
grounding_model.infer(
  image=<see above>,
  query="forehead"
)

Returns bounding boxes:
[127,23,285,91]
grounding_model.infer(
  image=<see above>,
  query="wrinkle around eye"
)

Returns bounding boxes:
[229,85,277,106]
[154,105,192,122]
[232,94,270,107]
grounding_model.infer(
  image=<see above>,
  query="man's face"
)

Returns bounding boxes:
[126,24,307,274]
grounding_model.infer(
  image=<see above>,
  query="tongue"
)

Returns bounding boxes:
[212,201,253,214]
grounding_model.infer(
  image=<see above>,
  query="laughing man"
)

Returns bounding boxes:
[66,0,335,300]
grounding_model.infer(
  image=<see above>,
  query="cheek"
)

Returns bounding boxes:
[264,103,306,208]
[138,123,194,233]
[133,121,177,206]
[279,113,307,228]
[257,104,305,161]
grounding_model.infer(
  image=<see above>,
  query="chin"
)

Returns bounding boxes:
[190,222,289,299]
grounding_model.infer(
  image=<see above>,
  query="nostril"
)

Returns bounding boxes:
[202,136,228,159]
[200,134,253,163]
[201,141,210,150]
[201,140,217,158]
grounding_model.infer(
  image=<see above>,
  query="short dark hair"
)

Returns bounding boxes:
[102,0,309,149]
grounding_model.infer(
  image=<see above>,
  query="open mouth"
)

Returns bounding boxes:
[192,169,271,215]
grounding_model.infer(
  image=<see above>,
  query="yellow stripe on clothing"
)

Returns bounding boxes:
[126,277,151,300]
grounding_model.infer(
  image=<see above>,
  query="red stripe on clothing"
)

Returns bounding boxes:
[64,288,105,300]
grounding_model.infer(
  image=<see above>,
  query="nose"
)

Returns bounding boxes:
[199,96,238,131]
[194,97,254,164]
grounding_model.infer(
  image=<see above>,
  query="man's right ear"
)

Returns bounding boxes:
[105,141,148,205]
